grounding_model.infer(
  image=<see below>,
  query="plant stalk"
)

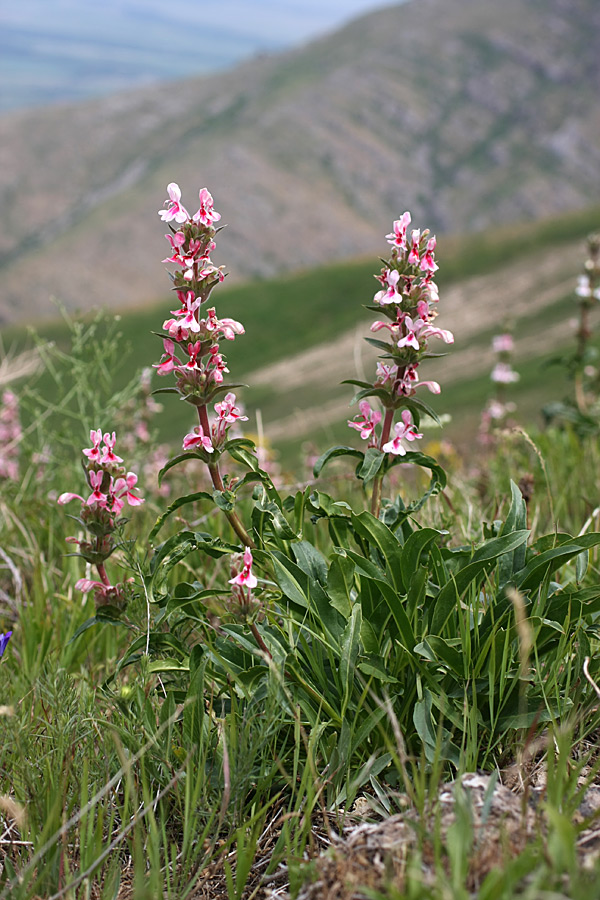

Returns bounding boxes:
[198,405,255,548]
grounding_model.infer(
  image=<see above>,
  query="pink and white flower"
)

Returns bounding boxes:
[82,428,103,462]
[158,183,189,224]
[408,230,421,266]
[491,362,520,384]
[420,237,438,273]
[193,188,221,226]
[492,334,514,354]
[382,410,423,456]
[374,268,402,306]
[87,470,108,507]
[182,426,214,453]
[112,473,145,515]
[229,547,258,589]
[348,400,382,441]
[386,212,412,250]
[154,339,182,375]
[100,432,123,465]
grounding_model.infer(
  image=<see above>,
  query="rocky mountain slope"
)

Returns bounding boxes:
[0,0,598,324]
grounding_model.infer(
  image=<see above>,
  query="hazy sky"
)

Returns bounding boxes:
[1,0,403,109]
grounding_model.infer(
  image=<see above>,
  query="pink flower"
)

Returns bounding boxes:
[385,212,412,250]
[87,470,108,507]
[193,188,221,226]
[162,230,187,264]
[162,318,190,342]
[396,365,441,397]
[57,490,86,506]
[184,341,203,371]
[154,339,182,375]
[396,316,421,351]
[374,269,402,306]
[375,362,399,385]
[492,334,514,354]
[100,432,123,465]
[206,347,229,383]
[178,292,202,333]
[215,392,248,425]
[112,473,145,515]
[82,428,103,462]
[397,316,453,351]
[348,400,382,441]
[75,578,106,594]
[158,183,189,224]
[182,426,214,453]
[229,547,258,589]
[382,410,423,456]
[420,237,438,273]
[407,230,421,266]
[491,362,519,384]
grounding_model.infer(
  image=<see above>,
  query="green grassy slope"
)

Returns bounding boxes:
[2,204,599,467]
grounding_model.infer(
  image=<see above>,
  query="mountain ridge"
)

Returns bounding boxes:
[1,0,598,323]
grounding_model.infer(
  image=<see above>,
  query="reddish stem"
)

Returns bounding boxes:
[370,407,395,518]
[96,562,111,587]
[250,621,272,659]
[198,405,255,548]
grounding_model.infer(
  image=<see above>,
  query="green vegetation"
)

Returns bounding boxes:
[2,210,600,898]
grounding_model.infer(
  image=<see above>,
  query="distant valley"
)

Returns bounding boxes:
[0,0,598,325]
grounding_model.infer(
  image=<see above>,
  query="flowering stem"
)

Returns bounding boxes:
[250,621,272,659]
[371,407,395,518]
[96,562,111,587]
[197,405,255,549]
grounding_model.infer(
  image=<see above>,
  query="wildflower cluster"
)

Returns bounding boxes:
[154,183,255,548]
[0,390,21,481]
[348,213,453,457]
[155,183,246,455]
[574,232,600,408]
[58,429,144,608]
[480,333,519,444]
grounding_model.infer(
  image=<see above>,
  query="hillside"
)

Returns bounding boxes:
[5,205,598,466]
[0,0,598,324]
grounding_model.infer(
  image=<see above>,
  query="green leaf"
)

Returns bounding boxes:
[414,689,460,765]
[149,491,213,542]
[351,511,404,593]
[415,637,464,676]
[341,379,375,389]
[402,396,441,427]
[497,481,528,586]
[371,577,415,651]
[430,530,530,634]
[339,604,362,716]
[270,551,309,608]
[357,447,386,483]
[149,530,198,581]
[387,451,447,511]
[68,611,125,643]
[213,489,235,512]
[515,533,600,591]
[313,446,363,478]
[576,549,589,583]
[293,542,328,586]
[400,528,444,593]
[147,658,190,674]
[364,337,394,352]
[327,553,356,618]
[227,444,259,471]
[157,452,202,486]
[351,387,393,406]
